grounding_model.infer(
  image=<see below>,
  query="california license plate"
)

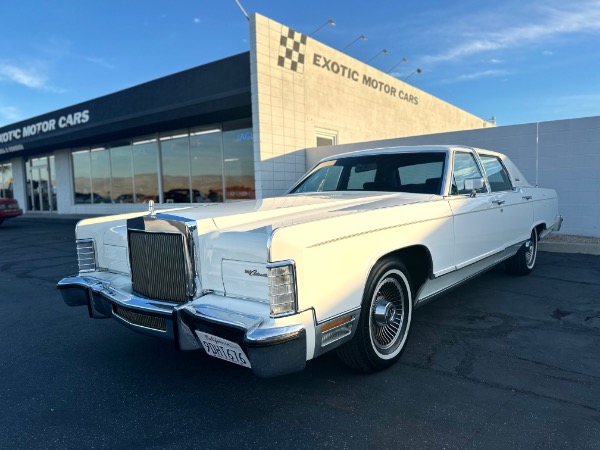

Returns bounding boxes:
[195,331,251,368]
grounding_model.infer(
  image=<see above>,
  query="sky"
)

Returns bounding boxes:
[1,0,600,128]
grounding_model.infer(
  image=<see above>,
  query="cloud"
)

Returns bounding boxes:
[0,63,47,89]
[84,57,116,70]
[194,18,200,24]
[421,1,600,65]
[542,50,554,56]
[455,69,509,81]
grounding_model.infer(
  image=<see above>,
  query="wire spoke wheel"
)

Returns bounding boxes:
[370,278,405,351]
[337,259,413,372]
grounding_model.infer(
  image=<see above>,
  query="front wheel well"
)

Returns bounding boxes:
[374,246,432,298]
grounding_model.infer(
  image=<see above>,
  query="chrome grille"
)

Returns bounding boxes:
[76,239,96,273]
[112,305,167,331]
[128,230,191,303]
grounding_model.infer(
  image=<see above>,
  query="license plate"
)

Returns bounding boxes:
[195,331,251,368]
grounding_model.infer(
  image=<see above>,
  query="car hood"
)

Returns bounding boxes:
[162,192,434,234]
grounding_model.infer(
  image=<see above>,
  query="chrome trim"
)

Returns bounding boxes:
[127,213,198,301]
[313,307,360,357]
[415,243,521,306]
[76,239,96,273]
[266,259,298,318]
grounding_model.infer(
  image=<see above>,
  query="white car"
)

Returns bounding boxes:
[58,145,562,377]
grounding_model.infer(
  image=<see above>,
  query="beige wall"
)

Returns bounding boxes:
[250,13,491,198]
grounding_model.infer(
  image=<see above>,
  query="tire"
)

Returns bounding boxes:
[337,258,413,373]
[506,227,538,275]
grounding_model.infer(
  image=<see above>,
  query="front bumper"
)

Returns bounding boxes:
[0,208,23,220]
[57,276,308,377]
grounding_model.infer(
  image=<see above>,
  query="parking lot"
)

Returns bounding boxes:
[1,217,599,449]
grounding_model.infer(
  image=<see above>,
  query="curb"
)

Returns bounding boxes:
[539,241,600,256]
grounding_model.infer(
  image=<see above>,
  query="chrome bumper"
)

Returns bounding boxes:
[57,276,307,377]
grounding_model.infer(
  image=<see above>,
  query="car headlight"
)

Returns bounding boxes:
[76,239,96,273]
[267,260,297,317]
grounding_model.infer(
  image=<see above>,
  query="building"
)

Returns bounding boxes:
[0,14,491,215]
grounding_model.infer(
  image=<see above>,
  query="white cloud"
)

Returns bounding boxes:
[84,57,116,70]
[542,50,554,56]
[0,63,47,89]
[194,18,200,24]
[422,1,600,65]
[455,69,509,81]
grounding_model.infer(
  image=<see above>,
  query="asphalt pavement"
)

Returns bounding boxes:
[1,216,599,449]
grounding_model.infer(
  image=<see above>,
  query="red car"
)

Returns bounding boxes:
[0,198,23,225]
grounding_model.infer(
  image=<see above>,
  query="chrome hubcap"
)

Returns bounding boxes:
[371,277,405,350]
[525,233,537,267]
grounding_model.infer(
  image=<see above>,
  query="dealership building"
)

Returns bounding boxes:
[0,13,492,215]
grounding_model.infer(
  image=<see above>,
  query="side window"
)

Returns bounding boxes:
[452,152,487,195]
[347,164,377,190]
[479,155,513,192]
[293,163,343,193]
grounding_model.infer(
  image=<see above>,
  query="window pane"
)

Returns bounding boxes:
[191,131,224,203]
[452,153,485,195]
[161,134,191,203]
[347,165,376,189]
[73,150,92,204]
[133,140,159,203]
[91,149,111,203]
[293,162,342,193]
[222,128,255,200]
[110,144,133,204]
[480,155,513,192]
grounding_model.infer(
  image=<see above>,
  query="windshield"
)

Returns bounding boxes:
[290,152,446,195]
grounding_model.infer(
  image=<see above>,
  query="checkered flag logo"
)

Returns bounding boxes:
[277,27,307,73]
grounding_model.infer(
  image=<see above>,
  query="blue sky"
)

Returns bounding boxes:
[1,0,599,127]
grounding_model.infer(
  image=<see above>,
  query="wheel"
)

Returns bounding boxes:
[337,258,413,372]
[506,227,538,275]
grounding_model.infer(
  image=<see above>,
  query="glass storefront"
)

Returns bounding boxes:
[26,156,56,211]
[0,163,13,198]
[72,124,254,205]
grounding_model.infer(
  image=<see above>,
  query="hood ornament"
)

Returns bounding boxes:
[148,200,155,216]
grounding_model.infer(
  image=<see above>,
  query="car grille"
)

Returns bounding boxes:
[128,230,192,303]
[112,305,167,331]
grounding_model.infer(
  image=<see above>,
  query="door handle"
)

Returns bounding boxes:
[492,200,505,205]
[522,195,532,200]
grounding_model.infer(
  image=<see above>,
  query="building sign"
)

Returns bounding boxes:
[0,109,90,154]
[312,53,419,106]
[277,27,307,74]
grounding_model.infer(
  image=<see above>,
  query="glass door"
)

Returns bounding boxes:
[27,156,55,212]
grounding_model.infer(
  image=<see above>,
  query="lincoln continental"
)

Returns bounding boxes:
[58,145,562,377]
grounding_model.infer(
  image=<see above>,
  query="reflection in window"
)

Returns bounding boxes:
[110,144,133,204]
[133,139,159,203]
[479,155,513,192]
[222,128,255,200]
[70,124,255,205]
[73,150,92,204]
[161,133,191,203]
[452,152,486,195]
[0,163,13,198]
[91,148,111,202]
[191,130,223,202]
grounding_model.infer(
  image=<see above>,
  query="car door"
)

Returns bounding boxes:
[447,150,504,269]
[479,153,532,248]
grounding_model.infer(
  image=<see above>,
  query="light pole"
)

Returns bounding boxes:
[404,68,422,81]
[367,49,389,64]
[342,34,366,51]
[310,19,335,36]
[387,58,408,73]
[233,0,249,20]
